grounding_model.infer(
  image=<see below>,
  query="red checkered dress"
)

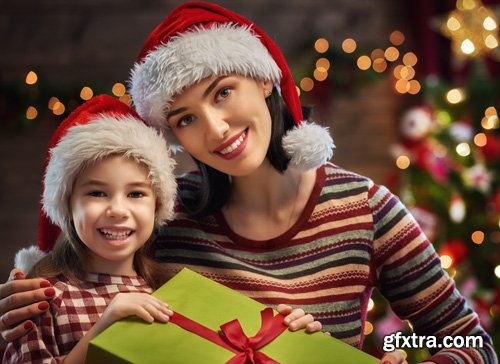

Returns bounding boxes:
[3,273,152,364]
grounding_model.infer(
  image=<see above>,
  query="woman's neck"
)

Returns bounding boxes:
[222,161,316,240]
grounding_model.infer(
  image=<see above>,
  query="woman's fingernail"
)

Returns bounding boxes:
[166,309,173,316]
[382,361,391,364]
[44,288,55,297]
[40,280,51,288]
[14,272,25,280]
[24,321,33,330]
[38,301,49,310]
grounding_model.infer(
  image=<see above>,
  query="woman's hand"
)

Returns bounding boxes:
[0,269,55,342]
[94,292,173,334]
[380,350,409,364]
[276,304,322,333]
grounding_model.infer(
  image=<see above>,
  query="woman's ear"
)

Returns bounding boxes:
[262,80,273,98]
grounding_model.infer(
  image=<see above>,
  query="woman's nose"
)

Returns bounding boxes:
[203,110,229,141]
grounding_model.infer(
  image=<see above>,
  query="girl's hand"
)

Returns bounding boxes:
[276,304,322,333]
[0,269,55,342]
[95,292,173,334]
[380,350,409,364]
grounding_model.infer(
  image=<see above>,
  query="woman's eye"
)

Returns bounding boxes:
[177,115,193,127]
[216,87,232,101]
[88,191,106,197]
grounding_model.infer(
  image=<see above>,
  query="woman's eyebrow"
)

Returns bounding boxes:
[202,76,226,98]
[167,76,227,120]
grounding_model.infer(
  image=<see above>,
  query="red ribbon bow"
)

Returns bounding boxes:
[170,307,287,364]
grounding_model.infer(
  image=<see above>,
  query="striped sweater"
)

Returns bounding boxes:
[154,163,497,363]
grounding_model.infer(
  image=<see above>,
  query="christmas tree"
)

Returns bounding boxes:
[386,0,500,360]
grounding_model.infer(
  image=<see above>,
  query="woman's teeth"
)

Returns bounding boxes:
[220,131,246,155]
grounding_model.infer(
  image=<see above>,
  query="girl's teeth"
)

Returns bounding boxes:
[100,229,132,239]
[220,132,246,155]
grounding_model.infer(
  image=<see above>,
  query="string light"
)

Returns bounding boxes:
[364,321,374,335]
[314,38,329,53]
[52,101,65,116]
[396,155,411,169]
[402,52,418,66]
[26,106,38,120]
[372,58,387,73]
[316,58,330,72]
[440,255,453,269]
[119,94,132,106]
[384,46,399,62]
[456,142,471,156]
[48,97,59,110]
[357,55,371,70]
[395,79,410,94]
[449,195,466,223]
[446,88,465,104]
[112,83,126,97]
[471,230,485,244]
[80,86,93,101]
[313,68,328,81]
[408,80,421,95]
[389,30,405,46]
[473,133,487,147]
[25,71,38,85]
[370,49,385,60]
[341,38,356,53]
[495,265,500,279]
[367,298,375,312]
[299,77,314,92]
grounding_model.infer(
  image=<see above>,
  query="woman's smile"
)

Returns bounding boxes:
[214,128,248,159]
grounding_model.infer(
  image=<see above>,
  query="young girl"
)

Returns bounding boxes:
[3,94,320,363]
[3,95,178,363]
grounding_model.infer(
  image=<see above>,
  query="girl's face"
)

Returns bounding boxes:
[69,155,156,275]
[166,75,273,177]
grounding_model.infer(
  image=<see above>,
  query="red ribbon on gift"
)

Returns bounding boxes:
[169,307,287,364]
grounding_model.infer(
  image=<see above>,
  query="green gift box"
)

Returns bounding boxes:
[87,268,378,363]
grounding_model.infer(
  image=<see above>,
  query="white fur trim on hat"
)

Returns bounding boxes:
[129,24,281,148]
[15,245,47,273]
[43,115,177,233]
[282,122,335,171]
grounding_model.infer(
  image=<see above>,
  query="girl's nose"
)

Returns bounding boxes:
[106,197,129,219]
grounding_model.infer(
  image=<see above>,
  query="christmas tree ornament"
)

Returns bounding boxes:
[400,106,434,141]
[449,193,467,223]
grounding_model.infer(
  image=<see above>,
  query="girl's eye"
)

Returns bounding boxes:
[88,191,106,197]
[215,87,231,102]
[128,191,145,198]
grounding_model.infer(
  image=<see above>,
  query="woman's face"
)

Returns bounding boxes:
[166,75,273,177]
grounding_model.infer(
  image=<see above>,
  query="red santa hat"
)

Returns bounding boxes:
[15,95,177,272]
[129,1,334,171]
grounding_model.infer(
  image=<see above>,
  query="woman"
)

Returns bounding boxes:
[1,3,496,363]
